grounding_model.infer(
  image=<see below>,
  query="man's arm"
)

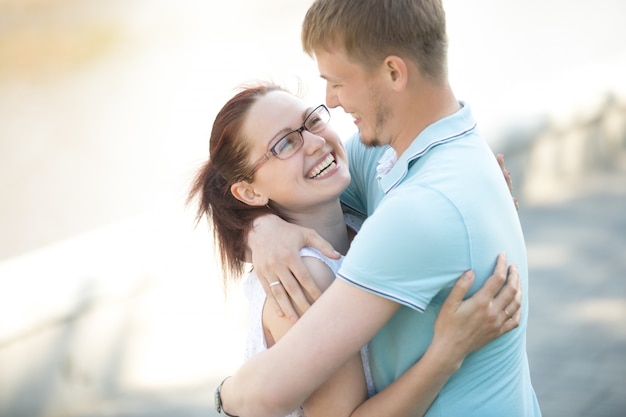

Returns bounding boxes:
[248,215,340,322]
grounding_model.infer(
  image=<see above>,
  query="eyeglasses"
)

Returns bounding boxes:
[239,104,331,181]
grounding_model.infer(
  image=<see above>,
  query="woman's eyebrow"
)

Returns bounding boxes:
[269,107,314,142]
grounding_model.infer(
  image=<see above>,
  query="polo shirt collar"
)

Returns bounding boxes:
[377,101,476,193]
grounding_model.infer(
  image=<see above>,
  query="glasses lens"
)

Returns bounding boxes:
[272,131,303,159]
[305,105,330,133]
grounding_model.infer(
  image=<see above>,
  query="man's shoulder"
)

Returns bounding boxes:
[381,180,456,209]
[363,183,466,236]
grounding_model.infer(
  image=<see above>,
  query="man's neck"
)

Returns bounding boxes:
[391,82,459,157]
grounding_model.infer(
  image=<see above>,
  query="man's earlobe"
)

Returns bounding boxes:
[230,181,268,206]
[385,56,408,90]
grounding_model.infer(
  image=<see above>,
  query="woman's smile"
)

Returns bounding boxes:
[307,153,337,179]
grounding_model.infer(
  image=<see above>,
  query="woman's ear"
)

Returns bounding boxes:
[230,181,269,206]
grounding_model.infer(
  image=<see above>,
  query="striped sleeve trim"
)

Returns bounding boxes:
[337,272,426,312]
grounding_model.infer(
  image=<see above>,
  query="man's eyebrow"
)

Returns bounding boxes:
[320,74,341,85]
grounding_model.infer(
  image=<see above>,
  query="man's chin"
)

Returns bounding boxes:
[360,135,382,148]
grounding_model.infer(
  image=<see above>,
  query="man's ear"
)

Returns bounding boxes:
[230,181,269,206]
[383,55,408,91]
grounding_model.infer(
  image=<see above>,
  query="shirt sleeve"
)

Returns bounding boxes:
[338,183,472,311]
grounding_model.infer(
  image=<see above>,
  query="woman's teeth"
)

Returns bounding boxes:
[309,154,336,179]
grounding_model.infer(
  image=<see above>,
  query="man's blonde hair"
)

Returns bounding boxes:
[302,0,448,82]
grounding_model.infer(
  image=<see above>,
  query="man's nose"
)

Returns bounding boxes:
[325,83,340,109]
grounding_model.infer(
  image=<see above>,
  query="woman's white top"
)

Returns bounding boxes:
[242,247,376,417]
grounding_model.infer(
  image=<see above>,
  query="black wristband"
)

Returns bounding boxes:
[214,377,239,417]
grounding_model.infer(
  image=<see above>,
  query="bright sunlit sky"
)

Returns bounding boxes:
[1,0,625,259]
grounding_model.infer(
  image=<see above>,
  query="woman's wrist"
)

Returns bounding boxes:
[422,339,465,376]
[215,377,239,417]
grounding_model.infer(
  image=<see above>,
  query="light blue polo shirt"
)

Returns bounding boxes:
[339,104,541,416]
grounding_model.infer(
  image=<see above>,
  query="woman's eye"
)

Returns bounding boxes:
[275,134,298,155]
[308,116,322,128]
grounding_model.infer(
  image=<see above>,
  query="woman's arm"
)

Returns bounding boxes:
[344,254,521,417]
[263,256,370,417]
[265,254,521,417]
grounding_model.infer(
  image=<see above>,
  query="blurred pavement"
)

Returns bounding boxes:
[521,168,626,417]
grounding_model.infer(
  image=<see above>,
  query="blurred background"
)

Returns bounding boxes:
[0,0,624,416]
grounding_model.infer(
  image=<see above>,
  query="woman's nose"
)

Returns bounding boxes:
[302,130,326,154]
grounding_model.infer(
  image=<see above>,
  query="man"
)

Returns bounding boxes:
[218,0,540,415]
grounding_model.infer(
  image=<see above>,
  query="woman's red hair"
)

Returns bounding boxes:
[188,83,285,283]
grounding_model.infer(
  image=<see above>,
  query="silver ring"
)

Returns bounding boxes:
[269,281,282,288]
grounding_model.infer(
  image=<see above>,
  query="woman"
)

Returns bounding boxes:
[188,83,521,417]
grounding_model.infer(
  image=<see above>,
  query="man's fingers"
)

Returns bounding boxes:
[269,280,301,321]
[258,270,291,319]
[287,261,322,302]
[260,261,318,321]
[264,295,286,319]
[278,276,311,317]
[248,217,326,322]
[304,229,341,260]
[258,261,303,321]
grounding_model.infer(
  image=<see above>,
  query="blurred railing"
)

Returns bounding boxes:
[494,92,626,204]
